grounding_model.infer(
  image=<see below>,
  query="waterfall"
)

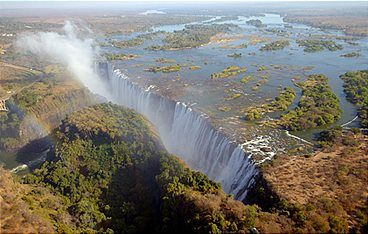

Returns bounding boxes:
[98,62,259,200]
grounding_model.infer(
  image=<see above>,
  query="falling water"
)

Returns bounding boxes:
[97,62,259,200]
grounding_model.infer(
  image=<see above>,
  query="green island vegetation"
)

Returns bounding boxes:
[260,40,290,51]
[264,28,288,36]
[105,53,139,60]
[227,52,242,58]
[340,70,368,127]
[224,89,242,100]
[234,43,248,49]
[340,52,361,58]
[279,74,341,131]
[155,57,176,63]
[111,37,144,48]
[145,64,182,73]
[251,86,260,91]
[257,66,268,72]
[240,75,255,84]
[221,43,248,49]
[296,39,343,52]
[189,65,201,70]
[145,24,237,50]
[246,19,265,28]
[211,65,247,79]
[218,106,231,112]
[245,87,296,120]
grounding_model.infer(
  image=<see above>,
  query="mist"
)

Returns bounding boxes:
[16,21,110,99]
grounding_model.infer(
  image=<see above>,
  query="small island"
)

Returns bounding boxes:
[246,19,265,28]
[340,52,361,58]
[245,87,296,120]
[211,66,247,79]
[105,53,139,60]
[111,38,144,48]
[296,39,343,52]
[279,74,341,130]
[260,40,290,51]
[156,58,176,63]
[145,24,238,50]
[145,64,182,73]
[227,52,242,58]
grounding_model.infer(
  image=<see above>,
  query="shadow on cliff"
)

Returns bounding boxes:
[99,154,163,233]
[15,135,55,171]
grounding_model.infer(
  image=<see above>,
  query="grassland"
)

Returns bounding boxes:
[284,15,368,37]
[262,129,368,233]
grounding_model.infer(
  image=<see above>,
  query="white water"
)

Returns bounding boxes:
[10,149,49,174]
[98,62,259,200]
[341,115,359,128]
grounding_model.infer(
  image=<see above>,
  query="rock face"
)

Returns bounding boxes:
[98,62,259,200]
[15,88,97,151]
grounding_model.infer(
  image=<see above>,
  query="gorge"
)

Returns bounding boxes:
[97,62,259,201]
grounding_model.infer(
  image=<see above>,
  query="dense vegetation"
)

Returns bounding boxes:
[340,70,368,127]
[111,38,144,48]
[260,40,290,51]
[245,87,296,121]
[246,19,265,28]
[105,53,139,60]
[3,103,367,233]
[240,75,254,84]
[145,64,182,73]
[211,66,247,79]
[146,24,237,50]
[340,52,360,58]
[280,74,341,130]
[296,39,343,52]
[0,102,22,150]
[19,103,262,233]
[156,58,176,63]
[227,52,242,58]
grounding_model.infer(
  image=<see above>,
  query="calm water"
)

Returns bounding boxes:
[103,13,367,142]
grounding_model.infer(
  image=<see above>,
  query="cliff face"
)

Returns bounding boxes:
[20,88,98,145]
[1,86,98,152]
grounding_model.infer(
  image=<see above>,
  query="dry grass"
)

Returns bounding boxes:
[285,15,368,36]
[0,167,55,233]
[263,133,368,229]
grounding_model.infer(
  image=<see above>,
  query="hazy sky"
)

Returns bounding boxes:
[1,0,367,2]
